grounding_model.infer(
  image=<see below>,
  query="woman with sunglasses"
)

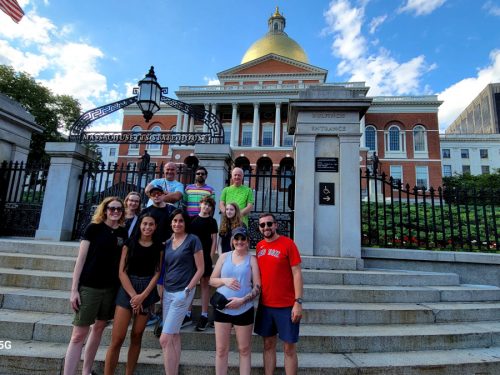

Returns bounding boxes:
[209,226,261,375]
[218,202,246,254]
[124,191,142,237]
[63,197,128,375]
[104,213,163,375]
[159,209,204,375]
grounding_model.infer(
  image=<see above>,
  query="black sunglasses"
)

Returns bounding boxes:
[259,221,274,228]
[107,206,123,212]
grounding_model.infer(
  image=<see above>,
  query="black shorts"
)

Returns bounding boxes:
[203,250,213,278]
[214,306,255,326]
[115,275,160,315]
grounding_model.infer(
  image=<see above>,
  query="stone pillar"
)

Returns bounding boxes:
[230,103,238,147]
[182,114,189,133]
[288,86,372,259]
[35,142,97,241]
[189,117,195,132]
[252,103,259,147]
[194,143,231,225]
[274,102,281,147]
[176,111,183,132]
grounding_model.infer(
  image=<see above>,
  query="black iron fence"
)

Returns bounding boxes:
[72,162,196,239]
[0,161,49,237]
[228,169,295,248]
[360,170,499,252]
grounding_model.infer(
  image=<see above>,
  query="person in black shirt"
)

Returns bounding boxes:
[104,213,163,375]
[63,196,127,375]
[140,184,172,245]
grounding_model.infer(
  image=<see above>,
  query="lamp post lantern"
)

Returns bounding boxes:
[136,66,164,122]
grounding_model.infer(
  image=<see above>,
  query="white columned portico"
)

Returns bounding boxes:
[182,114,189,133]
[274,102,281,147]
[231,103,238,147]
[252,103,260,147]
[288,86,371,260]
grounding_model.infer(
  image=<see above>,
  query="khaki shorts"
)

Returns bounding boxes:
[72,285,116,326]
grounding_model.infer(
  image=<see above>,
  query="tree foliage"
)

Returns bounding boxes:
[443,171,500,191]
[0,65,81,162]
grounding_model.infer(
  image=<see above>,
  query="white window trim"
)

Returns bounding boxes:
[128,126,141,155]
[365,125,377,152]
[147,126,162,155]
[262,124,274,147]
[385,125,406,159]
[389,165,403,188]
[413,125,428,158]
[415,166,429,190]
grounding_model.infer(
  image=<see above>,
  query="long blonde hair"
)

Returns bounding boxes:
[124,191,141,212]
[219,202,244,236]
[91,196,125,225]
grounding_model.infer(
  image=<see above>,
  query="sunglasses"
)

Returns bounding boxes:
[195,172,206,176]
[259,221,274,228]
[107,206,123,212]
[150,191,163,197]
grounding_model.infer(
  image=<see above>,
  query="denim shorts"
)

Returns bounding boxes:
[115,275,160,315]
[161,289,195,334]
[254,305,300,343]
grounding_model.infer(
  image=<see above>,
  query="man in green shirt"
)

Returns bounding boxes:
[219,167,254,225]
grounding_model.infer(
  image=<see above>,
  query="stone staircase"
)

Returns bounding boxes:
[0,238,500,374]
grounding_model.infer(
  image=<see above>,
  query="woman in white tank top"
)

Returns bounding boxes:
[209,226,261,375]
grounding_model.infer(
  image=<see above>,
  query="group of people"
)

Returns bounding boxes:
[63,162,304,375]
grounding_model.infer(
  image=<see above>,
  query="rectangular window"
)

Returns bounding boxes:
[242,126,252,146]
[223,126,231,145]
[109,148,116,157]
[462,165,471,174]
[389,165,402,187]
[262,125,274,146]
[442,149,450,158]
[96,147,102,156]
[480,149,488,159]
[126,162,136,184]
[461,149,469,158]
[481,165,490,174]
[283,125,293,147]
[442,165,452,177]
[415,166,428,190]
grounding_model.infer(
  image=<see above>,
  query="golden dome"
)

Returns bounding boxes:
[241,8,309,64]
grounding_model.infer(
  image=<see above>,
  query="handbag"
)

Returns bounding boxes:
[210,291,229,310]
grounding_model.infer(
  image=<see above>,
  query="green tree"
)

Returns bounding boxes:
[0,65,81,163]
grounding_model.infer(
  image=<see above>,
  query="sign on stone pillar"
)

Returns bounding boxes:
[288,86,372,259]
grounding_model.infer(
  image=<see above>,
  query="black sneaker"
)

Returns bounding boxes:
[181,315,192,328]
[196,316,208,331]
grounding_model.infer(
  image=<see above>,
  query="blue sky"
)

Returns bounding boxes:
[1,0,499,132]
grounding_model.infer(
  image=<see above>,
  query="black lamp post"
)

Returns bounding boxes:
[136,66,163,122]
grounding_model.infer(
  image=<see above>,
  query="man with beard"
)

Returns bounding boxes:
[254,213,303,375]
[183,166,215,217]
[145,162,184,208]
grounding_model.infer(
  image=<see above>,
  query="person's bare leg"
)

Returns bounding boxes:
[104,307,131,375]
[63,325,90,375]
[126,313,148,375]
[283,342,298,375]
[263,336,277,375]
[160,333,182,375]
[82,320,107,374]
[234,324,253,375]
[215,322,232,375]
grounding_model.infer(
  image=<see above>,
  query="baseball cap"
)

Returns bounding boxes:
[231,226,248,242]
[149,184,164,194]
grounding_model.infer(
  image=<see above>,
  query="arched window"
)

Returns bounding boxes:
[147,125,161,152]
[413,125,427,153]
[365,125,376,151]
[385,124,405,154]
[129,126,141,154]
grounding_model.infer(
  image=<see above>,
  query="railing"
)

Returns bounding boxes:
[0,161,49,237]
[72,162,195,239]
[360,170,499,252]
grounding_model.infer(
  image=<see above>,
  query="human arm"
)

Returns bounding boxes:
[240,202,254,217]
[163,181,184,204]
[163,191,183,204]
[225,255,261,309]
[70,240,90,311]
[210,233,218,258]
[240,187,254,217]
[186,249,204,292]
[209,252,240,290]
[291,264,304,323]
[219,187,227,214]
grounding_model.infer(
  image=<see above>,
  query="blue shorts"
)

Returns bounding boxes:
[254,305,300,343]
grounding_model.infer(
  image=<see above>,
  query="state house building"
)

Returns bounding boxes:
[118,8,443,189]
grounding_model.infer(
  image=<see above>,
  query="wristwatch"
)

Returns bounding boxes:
[184,287,191,294]
[295,298,303,304]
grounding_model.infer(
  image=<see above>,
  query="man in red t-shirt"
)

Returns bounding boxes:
[254,213,304,375]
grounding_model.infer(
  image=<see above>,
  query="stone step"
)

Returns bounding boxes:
[2,309,500,353]
[0,252,76,272]
[301,255,358,270]
[0,238,78,257]
[3,286,500,325]
[2,340,499,375]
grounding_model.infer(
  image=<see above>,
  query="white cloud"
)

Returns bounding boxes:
[483,1,500,16]
[324,0,433,95]
[398,0,446,16]
[369,15,387,34]
[438,49,500,132]
[203,76,220,86]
